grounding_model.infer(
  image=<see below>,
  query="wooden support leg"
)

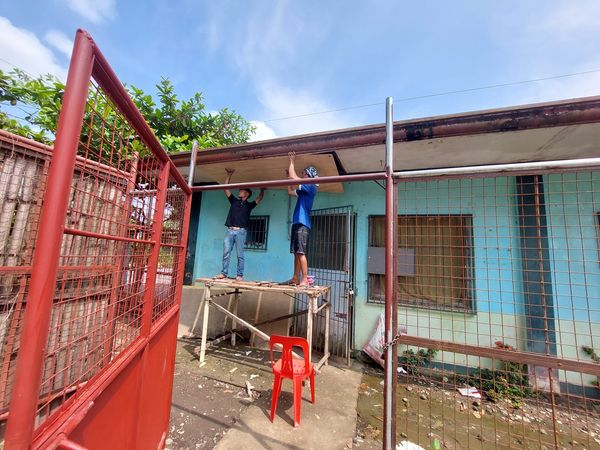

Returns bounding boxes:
[250,292,263,347]
[222,293,233,332]
[324,291,330,366]
[199,287,211,365]
[190,287,208,335]
[307,295,314,363]
[231,289,239,346]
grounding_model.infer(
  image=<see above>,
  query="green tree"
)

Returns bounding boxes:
[0,69,254,152]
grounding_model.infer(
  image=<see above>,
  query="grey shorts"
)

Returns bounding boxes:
[290,224,309,254]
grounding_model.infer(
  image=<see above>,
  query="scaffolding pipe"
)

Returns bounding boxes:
[392,157,600,181]
[188,141,198,186]
[384,96,396,450]
[189,172,387,191]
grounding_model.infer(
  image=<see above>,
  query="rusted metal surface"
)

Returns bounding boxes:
[1,29,190,450]
[169,95,600,167]
[397,336,600,377]
[4,30,95,448]
[190,171,387,192]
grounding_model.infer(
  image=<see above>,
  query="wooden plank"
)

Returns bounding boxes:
[196,277,330,296]
[254,309,309,327]
[199,287,211,364]
[195,153,344,193]
[316,352,330,371]
[209,299,270,341]
[249,292,263,347]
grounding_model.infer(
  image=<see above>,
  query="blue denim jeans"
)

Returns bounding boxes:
[221,228,247,277]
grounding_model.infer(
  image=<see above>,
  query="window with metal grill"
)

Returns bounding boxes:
[307,213,349,271]
[367,215,475,312]
[245,215,269,251]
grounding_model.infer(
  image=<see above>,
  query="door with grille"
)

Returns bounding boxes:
[294,206,356,364]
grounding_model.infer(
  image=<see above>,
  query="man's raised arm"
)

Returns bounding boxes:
[224,168,234,198]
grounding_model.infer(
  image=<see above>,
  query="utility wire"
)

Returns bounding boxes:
[260,68,600,123]
[3,53,600,126]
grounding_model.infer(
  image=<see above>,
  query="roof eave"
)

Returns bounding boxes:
[170,94,600,167]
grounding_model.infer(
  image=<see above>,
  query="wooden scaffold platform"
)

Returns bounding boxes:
[193,278,331,371]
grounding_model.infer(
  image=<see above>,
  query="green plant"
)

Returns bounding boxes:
[471,341,531,407]
[0,69,255,153]
[582,345,600,387]
[400,347,437,374]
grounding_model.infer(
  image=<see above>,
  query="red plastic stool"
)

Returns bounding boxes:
[269,335,315,427]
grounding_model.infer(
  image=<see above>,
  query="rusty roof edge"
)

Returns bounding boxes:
[170,94,600,167]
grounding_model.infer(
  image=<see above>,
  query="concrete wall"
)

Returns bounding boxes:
[191,179,524,350]
[188,174,600,387]
[545,172,600,385]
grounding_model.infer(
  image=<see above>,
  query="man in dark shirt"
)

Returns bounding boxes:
[285,152,318,286]
[216,169,265,280]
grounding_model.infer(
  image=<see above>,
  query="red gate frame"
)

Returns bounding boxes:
[4,29,191,450]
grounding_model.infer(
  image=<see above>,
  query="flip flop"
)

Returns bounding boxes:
[280,279,298,286]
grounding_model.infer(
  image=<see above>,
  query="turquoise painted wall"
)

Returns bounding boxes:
[193,177,526,350]
[193,189,297,282]
[191,174,600,385]
[544,172,600,373]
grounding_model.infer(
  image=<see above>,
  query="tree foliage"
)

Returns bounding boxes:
[0,69,254,152]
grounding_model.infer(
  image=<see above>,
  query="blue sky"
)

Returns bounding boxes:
[1,1,600,140]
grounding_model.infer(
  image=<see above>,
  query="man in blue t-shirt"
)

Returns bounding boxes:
[285,152,318,286]
[216,168,265,281]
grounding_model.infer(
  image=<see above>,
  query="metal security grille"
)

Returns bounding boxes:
[294,206,355,364]
[245,215,269,251]
[391,170,600,449]
[0,131,50,414]
[1,31,191,449]
[368,214,475,312]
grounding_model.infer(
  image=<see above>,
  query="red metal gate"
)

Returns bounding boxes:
[1,29,191,449]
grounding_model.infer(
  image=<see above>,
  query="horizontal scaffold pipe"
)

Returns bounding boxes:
[190,172,387,192]
[392,157,600,181]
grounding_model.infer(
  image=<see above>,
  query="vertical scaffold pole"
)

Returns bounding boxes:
[383,96,397,450]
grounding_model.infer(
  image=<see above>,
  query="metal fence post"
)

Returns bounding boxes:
[4,30,94,449]
[383,96,396,450]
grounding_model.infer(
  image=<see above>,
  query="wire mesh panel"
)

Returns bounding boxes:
[295,206,355,363]
[389,171,600,449]
[35,79,163,423]
[2,31,191,448]
[153,173,187,323]
[0,133,50,414]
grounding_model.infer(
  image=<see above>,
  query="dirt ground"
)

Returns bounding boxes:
[355,366,600,450]
[167,338,380,450]
[167,340,600,450]
[167,339,277,449]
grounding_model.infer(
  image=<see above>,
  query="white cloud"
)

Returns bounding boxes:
[196,2,346,137]
[255,79,349,137]
[0,17,67,80]
[65,0,116,23]
[45,30,74,58]
[249,121,277,142]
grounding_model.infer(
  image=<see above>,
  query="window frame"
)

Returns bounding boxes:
[244,215,270,251]
[366,214,475,313]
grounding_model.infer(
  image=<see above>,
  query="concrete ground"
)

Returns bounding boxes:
[168,338,367,450]
[215,358,361,450]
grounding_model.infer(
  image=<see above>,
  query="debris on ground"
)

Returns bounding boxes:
[396,441,426,450]
[457,387,481,399]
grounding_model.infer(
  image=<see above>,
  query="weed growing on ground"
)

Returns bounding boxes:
[469,341,531,407]
[581,345,600,387]
[400,348,438,374]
